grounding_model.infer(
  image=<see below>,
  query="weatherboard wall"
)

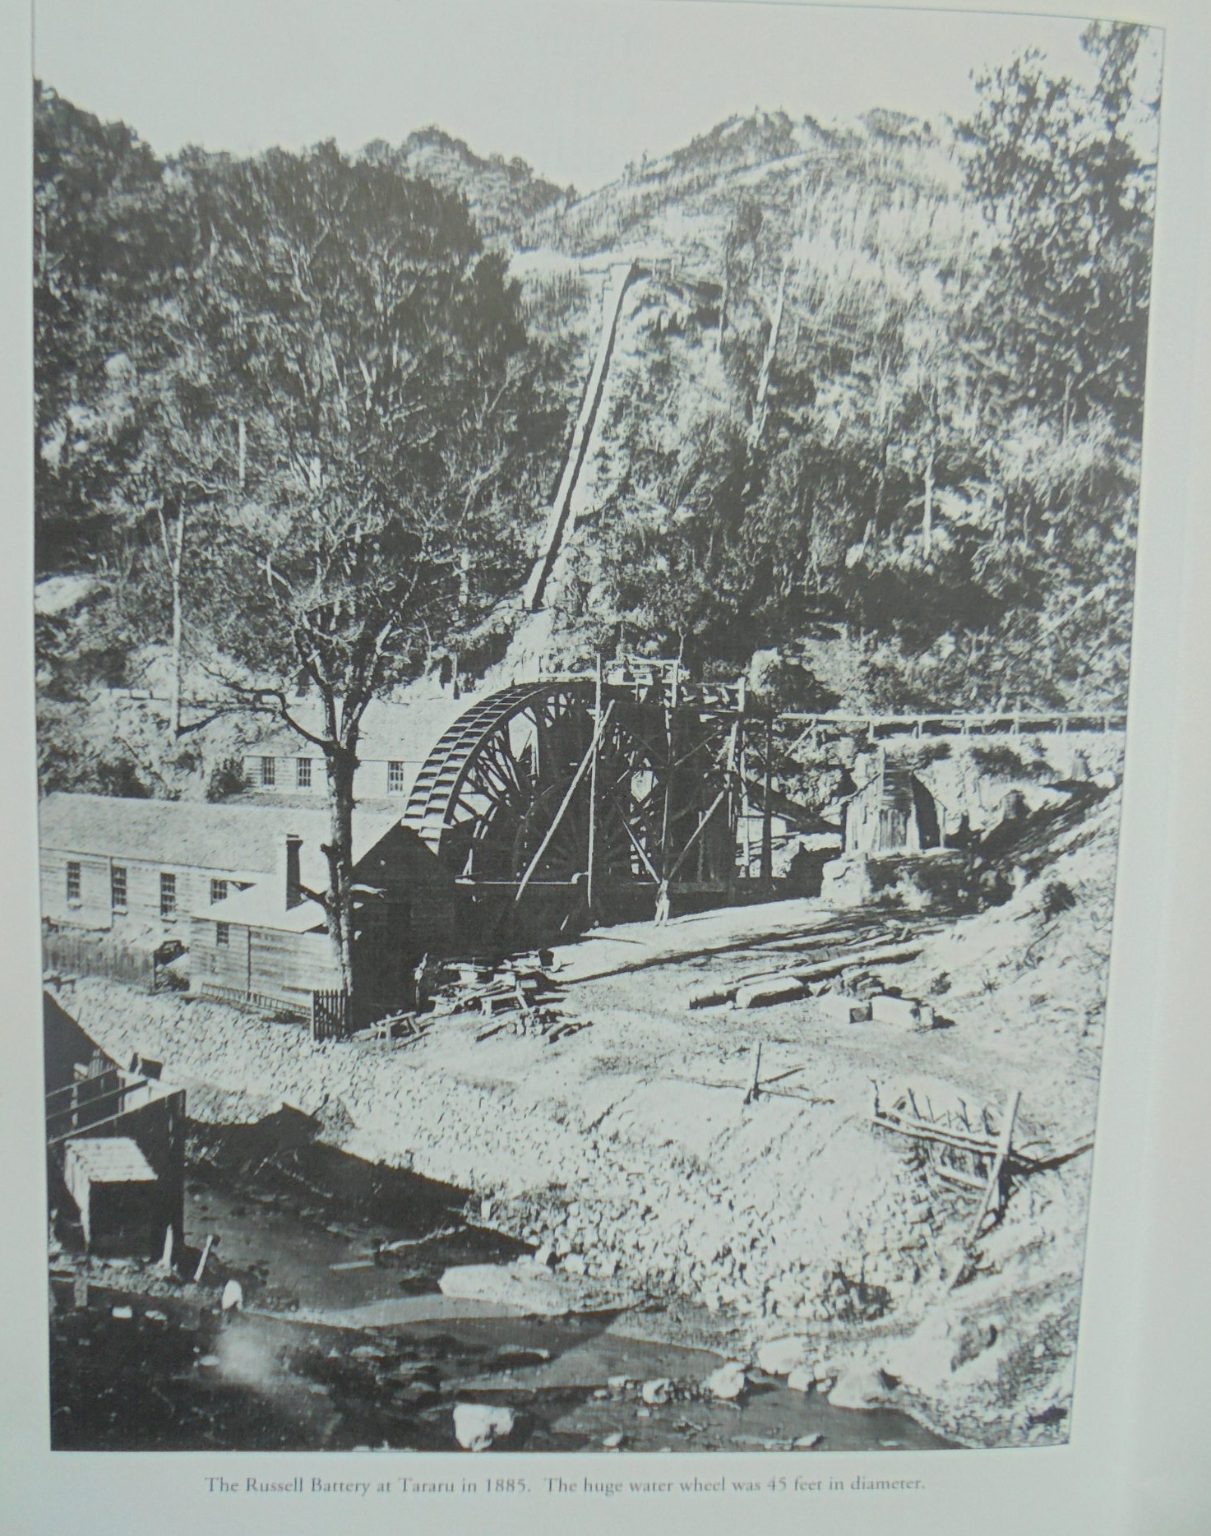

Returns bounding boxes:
[189,918,342,1014]
[41,847,247,936]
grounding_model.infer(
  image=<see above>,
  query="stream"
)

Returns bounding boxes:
[48,1108,953,1454]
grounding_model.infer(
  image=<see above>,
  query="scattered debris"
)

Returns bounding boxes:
[427,953,588,1041]
[689,935,930,1011]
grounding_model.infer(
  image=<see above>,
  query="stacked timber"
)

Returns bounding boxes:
[428,954,586,1042]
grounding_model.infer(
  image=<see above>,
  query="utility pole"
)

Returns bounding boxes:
[728,678,746,884]
[586,652,604,920]
[760,711,774,889]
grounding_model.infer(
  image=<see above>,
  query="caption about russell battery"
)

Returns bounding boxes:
[204,1472,926,1500]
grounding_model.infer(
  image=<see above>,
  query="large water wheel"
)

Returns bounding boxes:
[402,681,738,944]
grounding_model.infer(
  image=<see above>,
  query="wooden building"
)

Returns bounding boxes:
[189,821,458,1022]
[39,793,347,940]
[44,993,185,1259]
[240,697,465,803]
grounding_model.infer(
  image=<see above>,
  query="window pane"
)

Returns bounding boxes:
[66,861,80,901]
[160,872,177,917]
[111,866,127,909]
[260,756,276,787]
[216,922,229,947]
[210,878,227,904]
[388,760,406,793]
[296,757,312,788]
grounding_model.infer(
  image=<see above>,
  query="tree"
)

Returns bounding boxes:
[953,22,1157,704]
[33,82,181,572]
[117,339,236,738]
[958,23,1156,436]
[188,145,541,989]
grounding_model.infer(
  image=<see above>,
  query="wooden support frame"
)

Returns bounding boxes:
[513,700,616,906]
[760,711,774,887]
[666,784,730,883]
[586,653,604,916]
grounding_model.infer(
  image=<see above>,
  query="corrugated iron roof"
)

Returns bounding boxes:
[204,884,328,932]
[39,793,398,880]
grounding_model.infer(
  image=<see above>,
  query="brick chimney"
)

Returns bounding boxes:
[284,834,303,909]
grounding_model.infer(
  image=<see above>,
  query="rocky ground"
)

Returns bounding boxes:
[53,789,1119,1450]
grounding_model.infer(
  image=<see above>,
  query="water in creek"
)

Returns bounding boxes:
[48,1110,954,1454]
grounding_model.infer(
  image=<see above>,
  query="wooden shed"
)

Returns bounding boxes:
[189,820,457,1023]
[44,994,185,1259]
[240,697,466,803]
[38,793,345,940]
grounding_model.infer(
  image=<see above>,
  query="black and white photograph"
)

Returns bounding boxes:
[28,0,1164,1461]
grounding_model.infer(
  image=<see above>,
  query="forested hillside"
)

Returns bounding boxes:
[34,21,1156,805]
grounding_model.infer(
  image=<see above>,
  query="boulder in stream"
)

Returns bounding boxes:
[756,1336,807,1376]
[453,1403,515,1452]
[438,1261,571,1314]
[703,1361,748,1401]
[828,1363,898,1410]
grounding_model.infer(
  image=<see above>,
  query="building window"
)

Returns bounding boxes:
[215,922,230,947]
[387,760,407,794]
[111,865,127,911]
[210,878,228,904]
[260,756,276,788]
[160,872,177,919]
[66,861,81,903]
[296,757,312,789]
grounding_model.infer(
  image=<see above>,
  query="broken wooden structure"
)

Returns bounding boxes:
[873,1084,1019,1202]
[344,952,586,1047]
[871,1083,1094,1283]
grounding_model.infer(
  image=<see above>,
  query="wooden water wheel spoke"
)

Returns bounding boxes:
[403,680,740,934]
[468,738,527,807]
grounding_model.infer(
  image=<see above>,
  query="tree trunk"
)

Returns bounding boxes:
[322,742,358,997]
[922,446,935,562]
[864,443,888,553]
[748,258,790,452]
[157,503,186,738]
